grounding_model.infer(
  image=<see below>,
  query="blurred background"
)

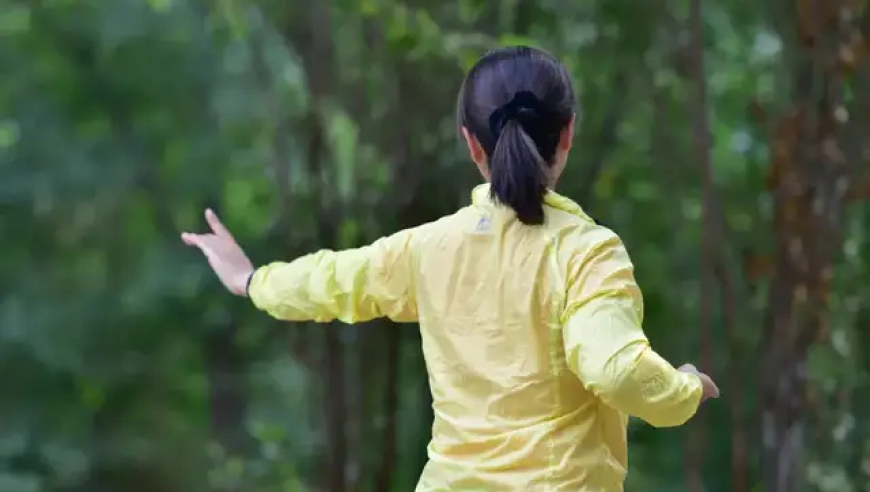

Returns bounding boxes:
[1,0,869,491]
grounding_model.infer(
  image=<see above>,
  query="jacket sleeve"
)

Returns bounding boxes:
[247,227,418,324]
[560,228,703,428]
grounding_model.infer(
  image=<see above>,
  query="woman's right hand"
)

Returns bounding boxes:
[678,364,720,401]
[181,209,255,297]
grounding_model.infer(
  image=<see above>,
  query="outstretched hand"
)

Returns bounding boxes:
[181,209,254,296]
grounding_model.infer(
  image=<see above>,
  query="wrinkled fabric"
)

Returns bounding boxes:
[248,184,703,492]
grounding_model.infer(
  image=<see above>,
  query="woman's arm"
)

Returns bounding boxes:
[181,209,419,324]
[248,228,418,323]
[561,227,714,428]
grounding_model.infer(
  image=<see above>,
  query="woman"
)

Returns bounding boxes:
[182,46,719,492]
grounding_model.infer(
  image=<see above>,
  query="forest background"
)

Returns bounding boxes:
[2,0,869,491]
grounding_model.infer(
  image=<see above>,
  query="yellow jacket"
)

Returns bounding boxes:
[248,184,703,492]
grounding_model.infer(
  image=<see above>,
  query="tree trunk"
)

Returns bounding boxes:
[309,111,348,492]
[761,0,856,490]
[281,1,348,489]
[374,322,400,492]
[685,0,714,490]
[204,324,252,457]
[375,60,418,492]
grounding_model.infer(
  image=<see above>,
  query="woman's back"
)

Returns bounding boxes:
[182,45,719,492]
[413,184,630,491]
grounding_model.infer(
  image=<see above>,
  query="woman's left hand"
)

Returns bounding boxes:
[181,209,255,296]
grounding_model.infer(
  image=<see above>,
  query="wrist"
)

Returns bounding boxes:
[241,269,256,297]
[681,371,703,392]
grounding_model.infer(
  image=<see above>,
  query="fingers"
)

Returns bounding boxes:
[700,374,720,398]
[709,379,721,398]
[180,210,233,247]
[181,232,200,246]
[181,232,218,259]
[205,209,232,239]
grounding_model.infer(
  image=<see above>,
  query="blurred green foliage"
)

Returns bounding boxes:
[2,0,869,491]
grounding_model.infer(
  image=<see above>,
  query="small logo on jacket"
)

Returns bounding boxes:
[474,216,491,232]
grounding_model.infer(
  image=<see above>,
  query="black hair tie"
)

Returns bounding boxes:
[487,91,548,137]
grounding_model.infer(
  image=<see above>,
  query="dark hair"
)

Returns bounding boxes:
[458,46,576,225]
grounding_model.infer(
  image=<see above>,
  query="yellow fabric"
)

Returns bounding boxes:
[248,184,703,492]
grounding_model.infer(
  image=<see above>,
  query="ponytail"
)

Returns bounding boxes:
[488,120,548,225]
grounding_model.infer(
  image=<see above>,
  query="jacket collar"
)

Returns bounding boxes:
[471,183,592,221]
